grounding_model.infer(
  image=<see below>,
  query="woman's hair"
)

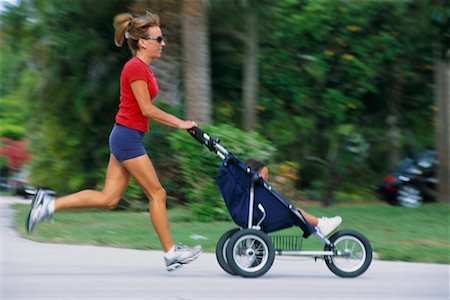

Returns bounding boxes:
[245,159,266,173]
[113,11,160,55]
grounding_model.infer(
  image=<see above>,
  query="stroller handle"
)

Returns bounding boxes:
[187,127,229,160]
[187,126,207,145]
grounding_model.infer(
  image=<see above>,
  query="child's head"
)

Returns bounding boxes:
[245,159,269,181]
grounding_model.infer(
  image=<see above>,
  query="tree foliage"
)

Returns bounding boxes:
[256,0,437,203]
[1,0,134,191]
[0,0,441,209]
[169,123,275,220]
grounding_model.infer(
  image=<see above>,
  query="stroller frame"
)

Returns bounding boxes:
[188,127,372,278]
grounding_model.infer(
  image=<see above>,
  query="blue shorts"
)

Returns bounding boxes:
[109,124,146,162]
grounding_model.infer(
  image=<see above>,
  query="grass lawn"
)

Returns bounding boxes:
[13,202,450,264]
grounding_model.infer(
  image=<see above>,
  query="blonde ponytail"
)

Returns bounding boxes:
[113,13,133,47]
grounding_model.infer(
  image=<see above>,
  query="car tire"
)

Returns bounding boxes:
[396,184,423,208]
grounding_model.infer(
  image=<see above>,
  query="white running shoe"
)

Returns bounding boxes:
[316,216,342,237]
[164,244,203,271]
[26,189,55,233]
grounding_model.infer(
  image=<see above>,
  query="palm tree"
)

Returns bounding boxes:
[210,0,276,131]
[432,1,450,203]
[140,0,183,107]
[242,8,259,131]
[434,54,449,203]
[182,0,212,124]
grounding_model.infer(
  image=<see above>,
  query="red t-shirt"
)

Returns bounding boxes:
[115,57,159,132]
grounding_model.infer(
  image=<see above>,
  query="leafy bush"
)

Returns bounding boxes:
[169,123,276,221]
[269,160,304,201]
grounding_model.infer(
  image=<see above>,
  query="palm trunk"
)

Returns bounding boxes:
[149,0,183,106]
[435,53,450,203]
[182,0,212,124]
[242,10,258,131]
[386,74,404,169]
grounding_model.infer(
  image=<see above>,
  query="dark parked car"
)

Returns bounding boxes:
[0,177,9,191]
[378,150,438,208]
[8,170,36,198]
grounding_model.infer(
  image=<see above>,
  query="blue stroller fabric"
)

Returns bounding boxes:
[216,154,313,238]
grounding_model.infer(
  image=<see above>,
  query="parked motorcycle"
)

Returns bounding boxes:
[378,150,438,208]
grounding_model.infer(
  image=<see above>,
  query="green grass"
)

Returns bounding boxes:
[13,202,450,264]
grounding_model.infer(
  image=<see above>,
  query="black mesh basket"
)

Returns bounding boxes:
[270,235,303,251]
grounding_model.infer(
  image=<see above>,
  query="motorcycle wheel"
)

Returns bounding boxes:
[396,184,423,208]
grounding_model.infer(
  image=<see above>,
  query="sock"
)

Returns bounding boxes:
[164,245,176,258]
[316,217,323,227]
[47,196,56,215]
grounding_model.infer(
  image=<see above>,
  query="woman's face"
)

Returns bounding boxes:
[259,166,269,181]
[142,26,166,59]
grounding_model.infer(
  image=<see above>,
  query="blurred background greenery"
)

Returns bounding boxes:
[0,0,449,222]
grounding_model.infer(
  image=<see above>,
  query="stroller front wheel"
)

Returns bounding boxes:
[324,230,373,278]
[225,229,275,278]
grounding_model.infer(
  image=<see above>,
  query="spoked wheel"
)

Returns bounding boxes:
[215,228,240,275]
[396,184,423,208]
[324,230,372,278]
[225,229,275,278]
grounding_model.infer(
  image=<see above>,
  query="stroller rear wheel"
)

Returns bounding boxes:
[225,229,275,278]
[215,228,240,275]
[324,230,372,278]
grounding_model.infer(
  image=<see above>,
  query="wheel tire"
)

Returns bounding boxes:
[396,184,423,208]
[324,230,373,278]
[215,228,240,275]
[225,229,275,278]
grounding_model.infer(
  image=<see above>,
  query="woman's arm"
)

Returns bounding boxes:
[131,80,196,129]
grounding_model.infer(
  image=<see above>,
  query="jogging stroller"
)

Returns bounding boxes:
[188,127,372,278]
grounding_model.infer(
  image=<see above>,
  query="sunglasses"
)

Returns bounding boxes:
[142,36,166,43]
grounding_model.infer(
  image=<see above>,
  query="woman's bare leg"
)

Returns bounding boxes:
[55,155,130,211]
[122,154,174,252]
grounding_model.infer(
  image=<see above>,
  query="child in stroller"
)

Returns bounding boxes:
[244,158,342,237]
[188,127,372,278]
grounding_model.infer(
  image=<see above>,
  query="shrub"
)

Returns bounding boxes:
[269,160,304,201]
[169,123,276,221]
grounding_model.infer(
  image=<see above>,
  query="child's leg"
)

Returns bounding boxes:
[298,208,319,226]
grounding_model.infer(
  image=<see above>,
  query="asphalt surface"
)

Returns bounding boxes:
[1,195,449,300]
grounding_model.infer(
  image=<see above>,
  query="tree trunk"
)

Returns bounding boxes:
[386,74,404,168]
[182,0,212,124]
[322,168,338,207]
[242,10,259,132]
[435,52,450,203]
[150,0,183,106]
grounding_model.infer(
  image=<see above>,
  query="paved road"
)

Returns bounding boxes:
[1,196,449,300]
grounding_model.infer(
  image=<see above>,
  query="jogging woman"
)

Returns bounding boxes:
[26,11,202,271]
